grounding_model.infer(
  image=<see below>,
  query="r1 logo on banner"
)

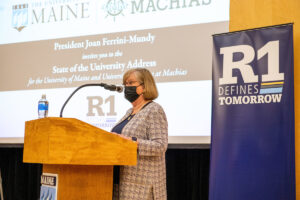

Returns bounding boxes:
[220,41,283,84]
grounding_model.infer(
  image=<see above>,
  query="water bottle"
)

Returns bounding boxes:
[38,94,49,118]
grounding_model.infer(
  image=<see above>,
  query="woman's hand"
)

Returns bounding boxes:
[111,132,138,144]
[119,134,131,140]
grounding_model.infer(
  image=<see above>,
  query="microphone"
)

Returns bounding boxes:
[103,84,123,93]
[60,83,123,117]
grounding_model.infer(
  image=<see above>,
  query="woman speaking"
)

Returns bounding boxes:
[111,68,168,200]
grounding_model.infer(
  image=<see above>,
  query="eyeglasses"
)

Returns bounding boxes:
[123,81,143,86]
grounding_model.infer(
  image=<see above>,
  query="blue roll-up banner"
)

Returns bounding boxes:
[210,24,295,200]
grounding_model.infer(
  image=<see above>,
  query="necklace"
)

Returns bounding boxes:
[127,114,135,121]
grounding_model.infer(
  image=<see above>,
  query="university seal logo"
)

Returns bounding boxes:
[102,0,128,21]
[12,4,28,32]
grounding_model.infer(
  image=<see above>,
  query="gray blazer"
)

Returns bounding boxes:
[113,101,168,200]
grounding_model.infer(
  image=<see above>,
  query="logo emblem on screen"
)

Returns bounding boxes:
[12,4,28,32]
[103,0,127,21]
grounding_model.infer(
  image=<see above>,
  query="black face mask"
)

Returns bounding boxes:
[124,86,140,102]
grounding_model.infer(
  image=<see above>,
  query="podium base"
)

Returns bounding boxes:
[43,164,113,200]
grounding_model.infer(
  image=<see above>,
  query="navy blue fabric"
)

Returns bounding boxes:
[210,24,295,200]
[111,115,134,134]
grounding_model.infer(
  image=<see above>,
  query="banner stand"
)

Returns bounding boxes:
[209,23,295,200]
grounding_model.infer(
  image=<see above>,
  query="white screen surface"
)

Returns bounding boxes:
[0,0,229,144]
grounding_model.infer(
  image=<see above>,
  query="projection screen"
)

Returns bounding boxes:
[0,0,229,144]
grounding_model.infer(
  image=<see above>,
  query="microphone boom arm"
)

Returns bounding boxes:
[59,83,106,118]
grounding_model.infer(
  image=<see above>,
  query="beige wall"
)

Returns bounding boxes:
[230,0,300,198]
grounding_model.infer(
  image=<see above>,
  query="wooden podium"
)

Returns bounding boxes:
[23,117,137,200]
